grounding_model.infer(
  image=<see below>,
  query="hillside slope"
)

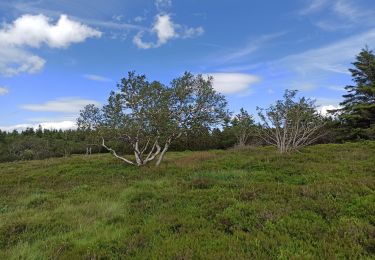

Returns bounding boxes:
[0,142,374,259]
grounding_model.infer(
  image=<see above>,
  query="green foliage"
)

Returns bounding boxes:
[0,126,238,163]
[0,129,92,162]
[77,71,229,166]
[0,142,374,258]
[333,47,375,139]
[231,108,256,146]
[257,90,325,153]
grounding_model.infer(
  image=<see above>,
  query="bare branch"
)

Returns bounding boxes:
[101,138,135,165]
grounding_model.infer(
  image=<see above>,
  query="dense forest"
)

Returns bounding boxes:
[0,47,374,163]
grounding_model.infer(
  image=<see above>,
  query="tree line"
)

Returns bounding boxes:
[0,47,374,164]
[0,120,253,163]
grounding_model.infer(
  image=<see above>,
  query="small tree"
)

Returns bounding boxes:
[257,90,325,153]
[231,108,255,147]
[77,104,102,155]
[78,71,228,166]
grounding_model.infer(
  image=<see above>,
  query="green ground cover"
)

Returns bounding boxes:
[0,142,374,259]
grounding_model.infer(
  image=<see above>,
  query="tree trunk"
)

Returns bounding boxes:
[156,143,169,166]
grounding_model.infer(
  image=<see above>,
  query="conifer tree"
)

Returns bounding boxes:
[338,47,375,130]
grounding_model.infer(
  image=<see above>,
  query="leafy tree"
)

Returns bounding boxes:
[257,90,325,153]
[231,108,255,147]
[78,71,229,166]
[77,104,102,131]
[77,104,103,155]
[333,47,375,138]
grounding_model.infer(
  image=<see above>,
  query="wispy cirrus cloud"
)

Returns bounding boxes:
[299,0,328,15]
[219,32,287,63]
[11,1,145,32]
[299,0,375,31]
[83,74,112,82]
[20,97,100,113]
[262,28,375,93]
[277,28,375,75]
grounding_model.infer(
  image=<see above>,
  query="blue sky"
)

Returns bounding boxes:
[0,0,375,131]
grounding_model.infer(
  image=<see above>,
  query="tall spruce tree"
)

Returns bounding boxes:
[338,47,375,130]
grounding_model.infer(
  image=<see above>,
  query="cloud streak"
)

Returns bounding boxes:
[83,74,112,82]
[299,0,375,31]
[278,28,375,75]
[219,32,287,63]
[20,97,100,113]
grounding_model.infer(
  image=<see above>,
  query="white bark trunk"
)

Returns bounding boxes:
[156,142,169,166]
[101,138,135,165]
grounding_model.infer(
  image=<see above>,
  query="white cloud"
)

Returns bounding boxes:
[20,97,100,113]
[133,14,204,49]
[83,74,112,82]
[134,16,146,23]
[0,46,46,76]
[318,105,341,116]
[180,26,204,39]
[0,14,102,48]
[0,87,9,96]
[312,97,342,116]
[133,32,154,49]
[0,14,101,76]
[112,15,124,22]
[153,14,176,45]
[205,73,261,95]
[155,0,172,10]
[0,121,77,132]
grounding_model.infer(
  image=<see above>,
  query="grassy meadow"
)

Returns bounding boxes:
[0,142,374,259]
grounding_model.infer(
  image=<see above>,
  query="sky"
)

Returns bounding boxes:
[0,0,375,131]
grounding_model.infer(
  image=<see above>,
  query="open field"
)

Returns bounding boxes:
[0,142,374,259]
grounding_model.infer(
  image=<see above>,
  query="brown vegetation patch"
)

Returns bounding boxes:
[175,151,219,166]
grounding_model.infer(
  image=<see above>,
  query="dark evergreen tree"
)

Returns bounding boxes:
[337,47,375,134]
